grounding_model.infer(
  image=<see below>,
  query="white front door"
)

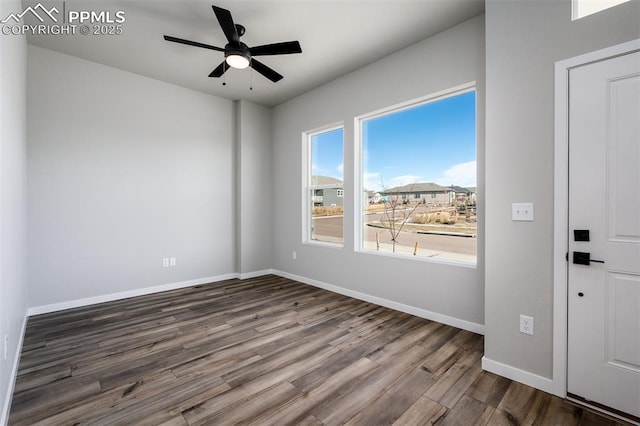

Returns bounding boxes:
[567,50,640,420]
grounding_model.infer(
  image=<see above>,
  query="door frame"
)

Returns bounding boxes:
[553,38,640,399]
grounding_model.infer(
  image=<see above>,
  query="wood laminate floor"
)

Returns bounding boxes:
[9,275,628,425]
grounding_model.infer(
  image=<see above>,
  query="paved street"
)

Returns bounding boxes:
[312,214,476,261]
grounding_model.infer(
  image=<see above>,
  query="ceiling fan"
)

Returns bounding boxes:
[164,5,302,83]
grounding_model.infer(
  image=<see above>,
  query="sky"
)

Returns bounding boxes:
[311,127,344,181]
[311,89,476,191]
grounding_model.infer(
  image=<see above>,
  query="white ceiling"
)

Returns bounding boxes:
[24,0,484,107]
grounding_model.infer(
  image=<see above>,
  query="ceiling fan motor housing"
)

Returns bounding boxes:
[225,42,250,59]
[225,42,251,69]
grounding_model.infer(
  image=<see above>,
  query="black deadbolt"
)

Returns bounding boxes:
[574,230,590,241]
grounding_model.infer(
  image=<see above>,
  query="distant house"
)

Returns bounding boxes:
[449,185,477,203]
[466,187,477,203]
[311,176,344,207]
[366,190,383,204]
[382,182,455,205]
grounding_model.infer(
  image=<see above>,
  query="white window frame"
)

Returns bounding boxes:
[571,0,630,20]
[354,82,477,266]
[302,123,344,247]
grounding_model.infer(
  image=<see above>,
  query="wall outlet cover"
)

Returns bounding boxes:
[520,314,534,335]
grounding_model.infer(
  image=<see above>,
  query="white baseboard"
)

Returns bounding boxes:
[272,269,485,335]
[482,356,554,394]
[27,273,239,316]
[1,312,28,426]
[239,269,274,280]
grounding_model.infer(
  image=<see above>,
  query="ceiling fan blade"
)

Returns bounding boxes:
[163,35,224,52]
[208,61,230,78]
[250,59,283,83]
[212,5,239,44]
[249,41,302,56]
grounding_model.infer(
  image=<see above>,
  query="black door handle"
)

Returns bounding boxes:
[573,251,605,265]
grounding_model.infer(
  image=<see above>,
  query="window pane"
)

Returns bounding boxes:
[572,0,629,19]
[361,90,476,263]
[309,127,344,245]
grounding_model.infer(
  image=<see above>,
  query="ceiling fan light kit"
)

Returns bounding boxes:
[226,53,250,69]
[163,4,302,83]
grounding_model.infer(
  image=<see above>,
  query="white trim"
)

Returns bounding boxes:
[27,273,238,316]
[553,39,640,399]
[304,240,344,250]
[553,50,571,400]
[273,269,485,335]
[355,246,477,269]
[302,122,345,247]
[239,269,274,280]
[482,356,554,394]
[571,0,631,21]
[355,81,476,122]
[354,82,478,263]
[1,312,27,426]
[353,114,364,252]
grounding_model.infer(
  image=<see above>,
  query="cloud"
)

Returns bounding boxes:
[436,161,476,187]
[312,163,343,180]
[363,172,383,192]
[387,175,422,189]
[363,173,425,191]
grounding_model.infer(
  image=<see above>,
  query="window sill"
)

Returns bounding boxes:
[357,246,477,269]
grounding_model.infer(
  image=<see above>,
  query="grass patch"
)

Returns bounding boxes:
[313,206,343,216]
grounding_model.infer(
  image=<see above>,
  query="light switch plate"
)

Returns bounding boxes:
[512,203,534,221]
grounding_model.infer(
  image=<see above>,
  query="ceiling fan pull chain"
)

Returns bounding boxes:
[250,60,253,91]
[222,62,227,86]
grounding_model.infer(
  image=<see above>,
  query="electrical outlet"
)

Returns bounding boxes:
[292,251,297,260]
[170,257,176,267]
[520,314,534,335]
[162,258,169,267]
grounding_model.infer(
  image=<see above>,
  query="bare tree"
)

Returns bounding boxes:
[378,182,421,253]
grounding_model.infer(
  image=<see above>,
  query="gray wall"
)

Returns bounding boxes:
[236,100,273,275]
[485,0,640,379]
[272,15,486,329]
[27,46,235,307]
[0,0,28,422]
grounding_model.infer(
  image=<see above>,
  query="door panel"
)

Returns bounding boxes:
[567,50,640,419]
[608,75,640,242]
[606,272,640,372]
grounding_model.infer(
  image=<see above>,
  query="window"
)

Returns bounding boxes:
[572,0,629,19]
[359,86,477,264]
[305,126,344,245]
